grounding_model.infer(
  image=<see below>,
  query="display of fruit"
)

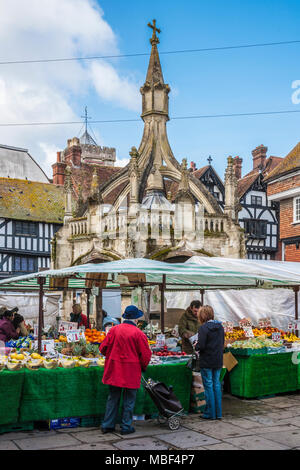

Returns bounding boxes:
[97,357,105,367]
[229,337,283,349]
[6,360,23,371]
[153,345,187,357]
[84,329,106,344]
[25,359,43,370]
[43,358,59,369]
[60,359,76,368]
[75,358,90,368]
[58,335,68,343]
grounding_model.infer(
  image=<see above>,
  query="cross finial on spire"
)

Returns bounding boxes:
[148,19,161,45]
[207,155,213,165]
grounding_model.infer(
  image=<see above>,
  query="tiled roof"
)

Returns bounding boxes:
[237,156,283,197]
[0,178,64,223]
[192,166,210,179]
[265,142,300,181]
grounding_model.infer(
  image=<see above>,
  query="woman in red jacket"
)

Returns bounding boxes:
[99,305,151,435]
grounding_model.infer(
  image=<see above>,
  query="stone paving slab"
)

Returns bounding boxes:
[13,434,82,450]
[156,430,220,449]
[0,429,58,442]
[221,417,268,429]
[113,437,169,450]
[256,429,300,448]
[70,429,121,444]
[223,435,289,450]
[0,441,20,450]
[184,420,259,438]
[50,442,117,450]
[203,442,241,450]
[273,417,300,427]
[113,421,179,439]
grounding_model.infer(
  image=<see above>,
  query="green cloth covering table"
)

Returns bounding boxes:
[0,363,192,425]
[229,351,300,398]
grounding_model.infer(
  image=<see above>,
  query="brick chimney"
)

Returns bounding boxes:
[64,137,82,167]
[233,156,243,179]
[52,151,66,186]
[252,145,267,170]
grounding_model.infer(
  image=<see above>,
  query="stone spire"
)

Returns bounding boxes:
[140,19,170,119]
[146,164,164,192]
[224,156,239,221]
[64,166,73,223]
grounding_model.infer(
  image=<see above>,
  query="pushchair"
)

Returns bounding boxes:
[142,376,185,430]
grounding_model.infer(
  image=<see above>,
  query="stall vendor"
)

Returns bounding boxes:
[178,300,202,354]
[12,312,29,337]
[0,307,20,343]
[70,303,90,329]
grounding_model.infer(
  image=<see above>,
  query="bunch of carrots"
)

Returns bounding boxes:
[84,329,106,344]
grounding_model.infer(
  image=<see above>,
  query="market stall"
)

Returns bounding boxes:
[1,257,300,430]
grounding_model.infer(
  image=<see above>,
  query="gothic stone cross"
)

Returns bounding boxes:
[148,19,161,42]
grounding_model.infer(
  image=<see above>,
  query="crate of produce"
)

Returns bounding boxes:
[228,347,267,356]
[0,421,34,434]
[49,417,81,430]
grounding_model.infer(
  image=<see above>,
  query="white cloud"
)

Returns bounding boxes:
[115,158,129,168]
[0,0,140,175]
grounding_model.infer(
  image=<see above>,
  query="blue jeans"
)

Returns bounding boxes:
[102,386,137,432]
[200,368,222,419]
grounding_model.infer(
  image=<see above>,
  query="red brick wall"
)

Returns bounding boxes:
[267,174,300,196]
[285,244,300,262]
[279,198,300,239]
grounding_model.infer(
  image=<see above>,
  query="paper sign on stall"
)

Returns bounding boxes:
[239,318,252,328]
[58,321,78,333]
[272,332,281,342]
[258,318,271,328]
[156,334,166,348]
[33,340,55,354]
[222,321,234,333]
[66,330,84,343]
[243,326,254,338]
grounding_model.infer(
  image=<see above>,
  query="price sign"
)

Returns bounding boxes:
[258,318,271,328]
[222,321,234,333]
[156,334,166,348]
[58,321,77,333]
[66,330,84,343]
[33,340,55,354]
[288,322,299,331]
[243,327,254,338]
[34,325,38,338]
[272,332,281,342]
[239,318,252,328]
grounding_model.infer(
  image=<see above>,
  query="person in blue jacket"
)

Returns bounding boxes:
[195,305,224,420]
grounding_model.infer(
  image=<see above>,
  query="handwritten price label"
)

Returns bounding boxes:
[66,330,84,343]
[222,321,234,333]
[58,321,78,333]
[243,327,254,338]
[33,340,55,354]
[272,332,281,342]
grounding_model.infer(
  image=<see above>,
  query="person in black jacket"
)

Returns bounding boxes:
[195,305,224,420]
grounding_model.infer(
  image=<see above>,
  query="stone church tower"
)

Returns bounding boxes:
[52,21,245,271]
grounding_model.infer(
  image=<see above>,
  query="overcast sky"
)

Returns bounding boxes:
[0,0,300,179]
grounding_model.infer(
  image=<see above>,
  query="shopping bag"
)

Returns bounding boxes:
[186,353,201,372]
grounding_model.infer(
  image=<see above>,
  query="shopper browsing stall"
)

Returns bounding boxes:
[99,305,152,435]
[195,305,224,420]
[0,307,20,343]
[178,300,202,354]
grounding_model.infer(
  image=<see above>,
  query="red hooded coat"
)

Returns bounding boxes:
[99,322,152,389]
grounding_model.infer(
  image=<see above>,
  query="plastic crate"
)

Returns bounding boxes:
[49,417,81,430]
[0,421,34,434]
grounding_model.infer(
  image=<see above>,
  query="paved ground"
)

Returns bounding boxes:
[1,393,300,450]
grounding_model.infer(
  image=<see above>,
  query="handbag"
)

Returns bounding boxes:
[186,352,201,372]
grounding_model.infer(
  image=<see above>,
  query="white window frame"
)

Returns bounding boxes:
[293,196,300,223]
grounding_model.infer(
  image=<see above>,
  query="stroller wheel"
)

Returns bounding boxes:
[168,416,181,431]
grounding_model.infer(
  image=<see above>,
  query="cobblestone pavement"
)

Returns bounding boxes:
[1,393,300,450]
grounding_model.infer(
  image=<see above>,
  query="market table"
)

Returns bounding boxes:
[0,363,192,427]
[228,351,300,398]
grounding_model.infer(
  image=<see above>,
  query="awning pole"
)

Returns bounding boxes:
[96,288,103,330]
[294,286,299,337]
[160,275,166,334]
[201,289,204,305]
[37,277,46,355]
[86,288,91,328]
